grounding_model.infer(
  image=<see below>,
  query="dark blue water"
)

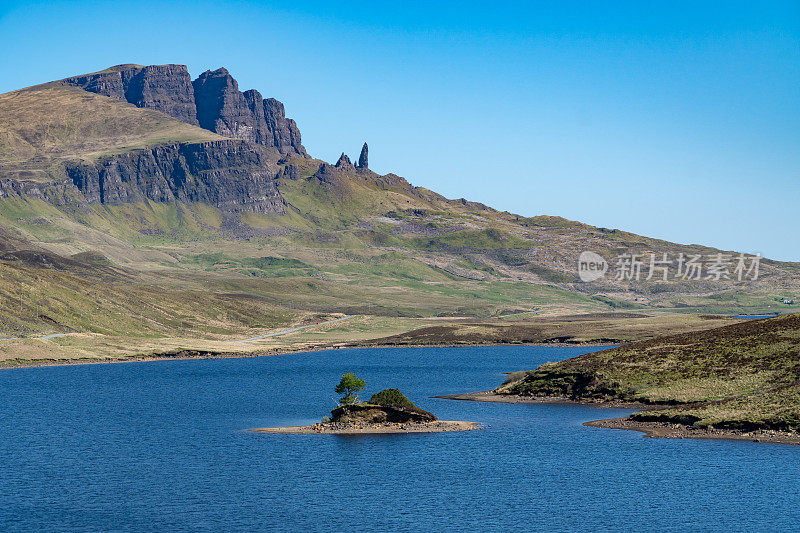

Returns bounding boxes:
[2,346,799,532]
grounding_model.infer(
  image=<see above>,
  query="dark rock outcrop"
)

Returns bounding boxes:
[62,64,199,125]
[125,65,199,125]
[48,65,411,213]
[312,157,363,198]
[192,68,306,156]
[65,140,285,213]
[454,198,490,210]
[335,153,354,170]
[278,164,302,180]
[312,162,344,186]
[330,404,437,424]
[193,69,258,141]
[357,142,368,169]
[0,178,83,207]
[263,98,306,156]
[62,64,308,156]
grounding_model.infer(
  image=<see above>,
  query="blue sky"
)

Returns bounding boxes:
[1,0,798,260]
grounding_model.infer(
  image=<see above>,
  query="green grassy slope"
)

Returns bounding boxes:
[0,157,795,341]
[0,247,301,339]
[498,313,800,430]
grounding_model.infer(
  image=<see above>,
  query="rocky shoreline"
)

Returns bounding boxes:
[436,390,646,409]
[585,418,800,446]
[250,420,481,435]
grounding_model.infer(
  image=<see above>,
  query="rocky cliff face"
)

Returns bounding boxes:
[62,64,307,156]
[42,65,391,213]
[65,140,285,213]
[0,178,79,207]
[193,68,306,156]
[62,64,199,125]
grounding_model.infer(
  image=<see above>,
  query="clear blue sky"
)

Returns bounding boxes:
[1,1,798,260]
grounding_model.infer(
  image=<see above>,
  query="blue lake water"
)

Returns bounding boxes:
[2,346,799,532]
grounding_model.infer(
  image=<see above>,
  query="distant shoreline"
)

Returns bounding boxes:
[439,391,800,446]
[0,341,612,370]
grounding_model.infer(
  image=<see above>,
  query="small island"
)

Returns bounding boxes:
[251,373,480,434]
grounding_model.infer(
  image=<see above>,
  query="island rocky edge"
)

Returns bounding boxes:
[252,384,480,435]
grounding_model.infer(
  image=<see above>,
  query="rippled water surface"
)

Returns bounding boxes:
[2,346,799,532]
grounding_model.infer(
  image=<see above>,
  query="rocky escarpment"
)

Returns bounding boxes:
[0,178,81,206]
[65,140,285,213]
[11,66,433,217]
[193,68,306,156]
[61,64,199,125]
[61,64,307,156]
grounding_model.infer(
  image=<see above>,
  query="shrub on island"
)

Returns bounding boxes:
[368,388,417,409]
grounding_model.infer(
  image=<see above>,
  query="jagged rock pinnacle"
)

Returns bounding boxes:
[357,142,368,169]
[335,153,353,168]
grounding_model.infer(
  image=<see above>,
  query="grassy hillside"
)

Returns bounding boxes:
[0,78,797,316]
[0,156,796,365]
[0,84,222,181]
[0,247,303,338]
[498,313,800,430]
[0,69,798,365]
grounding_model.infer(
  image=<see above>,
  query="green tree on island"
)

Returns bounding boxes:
[335,373,366,405]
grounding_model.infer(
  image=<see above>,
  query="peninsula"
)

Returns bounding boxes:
[446,313,800,445]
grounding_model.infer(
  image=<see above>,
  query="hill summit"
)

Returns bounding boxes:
[61,64,306,156]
